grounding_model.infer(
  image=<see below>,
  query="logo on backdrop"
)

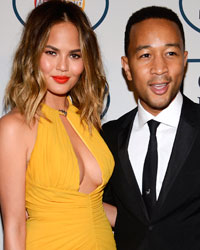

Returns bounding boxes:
[12,0,109,30]
[34,0,85,9]
[179,0,200,33]
[179,0,200,104]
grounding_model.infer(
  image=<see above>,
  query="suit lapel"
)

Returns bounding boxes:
[118,119,135,187]
[117,108,149,221]
[157,96,200,208]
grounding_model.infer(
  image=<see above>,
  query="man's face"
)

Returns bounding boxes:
[122,18,188,116]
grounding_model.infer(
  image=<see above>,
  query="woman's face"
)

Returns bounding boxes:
[40,21,84,98]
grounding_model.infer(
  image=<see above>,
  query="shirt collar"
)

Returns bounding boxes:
[137,92,183,128]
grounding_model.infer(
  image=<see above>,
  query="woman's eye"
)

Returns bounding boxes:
[45,50,56,56]
[70,54,81,59]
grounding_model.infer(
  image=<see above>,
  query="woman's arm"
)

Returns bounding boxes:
[0,113,28,250]
[103,202,117,228]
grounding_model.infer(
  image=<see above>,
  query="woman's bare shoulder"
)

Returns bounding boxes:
[0,109,38,162]
[0,109,29,137]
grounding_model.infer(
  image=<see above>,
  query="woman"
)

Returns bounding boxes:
[0,1,116,249]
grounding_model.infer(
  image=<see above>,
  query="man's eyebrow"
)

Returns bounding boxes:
[135,45,151,53]
[135,43,181,53]
[165,43,181,49]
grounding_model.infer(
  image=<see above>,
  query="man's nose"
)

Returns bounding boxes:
[150,55,168,75]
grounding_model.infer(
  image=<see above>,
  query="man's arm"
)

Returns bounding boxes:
[101,121,118,227]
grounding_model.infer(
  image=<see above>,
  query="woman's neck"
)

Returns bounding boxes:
[44,95,69,111]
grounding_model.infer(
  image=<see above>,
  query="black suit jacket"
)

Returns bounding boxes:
[102,96,200,250]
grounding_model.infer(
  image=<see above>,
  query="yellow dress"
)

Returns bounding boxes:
[25,98,116,250]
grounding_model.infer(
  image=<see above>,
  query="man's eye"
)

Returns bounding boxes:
[140,53,150,58]
[168,51,177,56]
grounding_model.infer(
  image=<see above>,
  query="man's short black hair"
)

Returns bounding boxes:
[124,6,185,56]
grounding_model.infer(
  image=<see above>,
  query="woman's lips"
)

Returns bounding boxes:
[52,76,70,84]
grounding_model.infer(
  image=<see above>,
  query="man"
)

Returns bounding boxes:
[102,6,200,250]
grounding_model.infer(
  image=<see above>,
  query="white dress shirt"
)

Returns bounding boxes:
[128,92,183,199]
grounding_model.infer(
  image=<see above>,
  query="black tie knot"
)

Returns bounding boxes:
[147,120,160,136]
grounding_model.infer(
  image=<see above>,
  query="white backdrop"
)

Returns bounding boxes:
[0,0,200,248]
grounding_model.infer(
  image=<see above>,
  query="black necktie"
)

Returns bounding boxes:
[142,120,160,218]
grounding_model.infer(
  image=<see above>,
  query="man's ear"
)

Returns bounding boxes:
[121,56,132,81]
[183,50,188,68]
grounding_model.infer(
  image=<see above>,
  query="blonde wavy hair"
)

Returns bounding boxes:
[4,0,107,130]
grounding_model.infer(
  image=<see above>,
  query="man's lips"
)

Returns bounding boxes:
[149,82,169,95]
[52,76,70,84]
[150,82,168,88]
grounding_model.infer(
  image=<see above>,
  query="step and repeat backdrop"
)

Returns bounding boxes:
[0,0,199,248]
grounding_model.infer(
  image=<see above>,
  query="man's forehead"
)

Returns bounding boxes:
[128,18,183,47]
